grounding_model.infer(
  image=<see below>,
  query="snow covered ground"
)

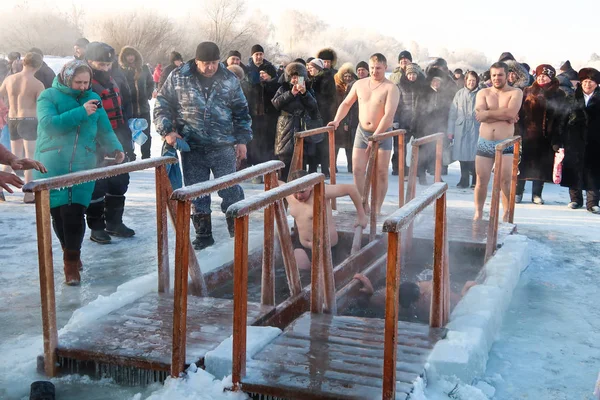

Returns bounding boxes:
[1,85,599,398]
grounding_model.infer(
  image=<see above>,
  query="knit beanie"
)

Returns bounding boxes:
[405,63,419,75]
[227,50,242,59]
[309,58,324,71]
[535,64,556,79]
[356,61,369,71]
[578,68,600,84]
[398,50,412,62]
[195,42,220,61]
[251,44,264,55]
[85,42,115,62]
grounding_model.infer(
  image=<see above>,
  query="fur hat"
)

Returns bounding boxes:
[227,64,245,80]
[119,46,143,70]
[578,68,600,84]
[535,64,556,79]
[309,58,324,71]
[398,50,412,62]
[284,62,308,82]
[317,48,337,67]
[86,42,116,62]
[498,52,516,62]
[405,63,419,75]
[356,61,368,71]
[251,44,264,55]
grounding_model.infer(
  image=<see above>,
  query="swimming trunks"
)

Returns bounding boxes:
[354,125,393,151]
[476,137,515,159]
[8,117,38,141]
[290,225,337,263]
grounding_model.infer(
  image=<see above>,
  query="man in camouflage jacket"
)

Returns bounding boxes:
[154,42,252,250]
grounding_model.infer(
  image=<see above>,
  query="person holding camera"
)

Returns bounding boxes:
[35,59,124,285]
[85,42,136,244]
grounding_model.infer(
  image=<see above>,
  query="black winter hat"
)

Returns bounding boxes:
[306,57,315,63]
[251,44,264,55]
[498,52,516,62]
[560,60,573,72]
[85,42,116,62]
[169,51,183,63]
[356,61,369,71]
[561,69,578,81]
[427,68,446,81]
[294,58,306,66]
[398,50,412,62]
[195,42,220,61]
[227,50,242,59]
[578,68,600,84]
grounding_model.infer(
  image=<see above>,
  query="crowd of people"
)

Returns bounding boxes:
[0,37,599,287]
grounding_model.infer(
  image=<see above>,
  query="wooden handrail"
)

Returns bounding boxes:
[23,156,177,192]
[31,157,177,378]
[351,129,406,254]
[230,173,335,390]
[484,136,521,262]
[290,125,336,209]
[169,161,285,378]
[410,132,445,147]
[381,181,449,400]
[170,160,284,201]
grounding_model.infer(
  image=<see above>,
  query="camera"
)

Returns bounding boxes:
[95,100,102,109]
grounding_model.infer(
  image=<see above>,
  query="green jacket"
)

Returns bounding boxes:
[34,76,123,208]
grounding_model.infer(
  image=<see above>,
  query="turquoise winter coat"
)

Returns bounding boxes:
[34,75,123,208]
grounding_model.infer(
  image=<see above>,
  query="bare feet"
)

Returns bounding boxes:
[473,212,483,221]
[502,212,510,223]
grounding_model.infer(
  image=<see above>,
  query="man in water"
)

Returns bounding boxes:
[353,273,476,322]
[284,170,367,270]
[473,62,523,221]
[0,52,44,203]
[329,53,400,215]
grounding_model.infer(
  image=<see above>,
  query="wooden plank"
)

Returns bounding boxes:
[273,199,302,296]
[508,141,520,223]
[311,181,325,313]
[383,231,400,400]
[232,215,249,387]
[35,190,58,377]
[321,191,337,315]
[398,134,405,208]
[434,137,443,183]
[485,149,503,262]
[329,129,337,210]
[261,172,276,306]
[171,200,191,377]
[155,165,170,294]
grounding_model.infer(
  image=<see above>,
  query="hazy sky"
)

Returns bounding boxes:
[6,0,600,67]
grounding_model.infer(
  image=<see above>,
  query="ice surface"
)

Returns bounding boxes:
[135,363,249,400]
[204,326,282,380]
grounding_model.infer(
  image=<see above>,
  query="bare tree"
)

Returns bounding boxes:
[88,10,181,65]
[0,5,81,56]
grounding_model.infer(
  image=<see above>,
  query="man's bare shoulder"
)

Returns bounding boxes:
[354,79,368,89]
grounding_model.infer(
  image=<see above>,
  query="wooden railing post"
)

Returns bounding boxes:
[274,200,302,296]
[398,134,405,208]
[171,200,191,377]
[232,215,249,388]
[328,128,337,210]
[508,141,520,224]
[485,148,503,262]
[382,230,400,400]
[321,194,337,315]
[370,143,380,241]
[35,190,58,377]
[407,144,419,203]
[431,192,448,327]
[155,165,170,294]
[261,172,276,306]
[311,181,325,313]
[434,137,443,183]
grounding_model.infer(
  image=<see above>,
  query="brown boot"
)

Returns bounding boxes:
[63,250,81,286]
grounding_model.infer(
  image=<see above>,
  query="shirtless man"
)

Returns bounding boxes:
[0,52,44,203]
[284,170,368,270]
[353,273,477,322]
[329,53,400,215]
[473,62,523,221]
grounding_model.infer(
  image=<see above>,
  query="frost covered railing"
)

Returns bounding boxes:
[290,126,336,209]
[22,156,178,377]
[352,129,407,254]
[381,182,449,400]
[484,136,521,262]
[169,160,285,378]
[404,132,445,249]
[227,173,334,390]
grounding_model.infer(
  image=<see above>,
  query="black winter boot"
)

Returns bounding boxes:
[226,216,235,238]
[457,161,470,188]
[191,213,215,250]
[105,194,135,237]
[87,199,112,244]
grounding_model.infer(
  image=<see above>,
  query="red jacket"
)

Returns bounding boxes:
[153,64,162,83]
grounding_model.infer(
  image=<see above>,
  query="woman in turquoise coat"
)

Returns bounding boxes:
[34,60,124,285]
